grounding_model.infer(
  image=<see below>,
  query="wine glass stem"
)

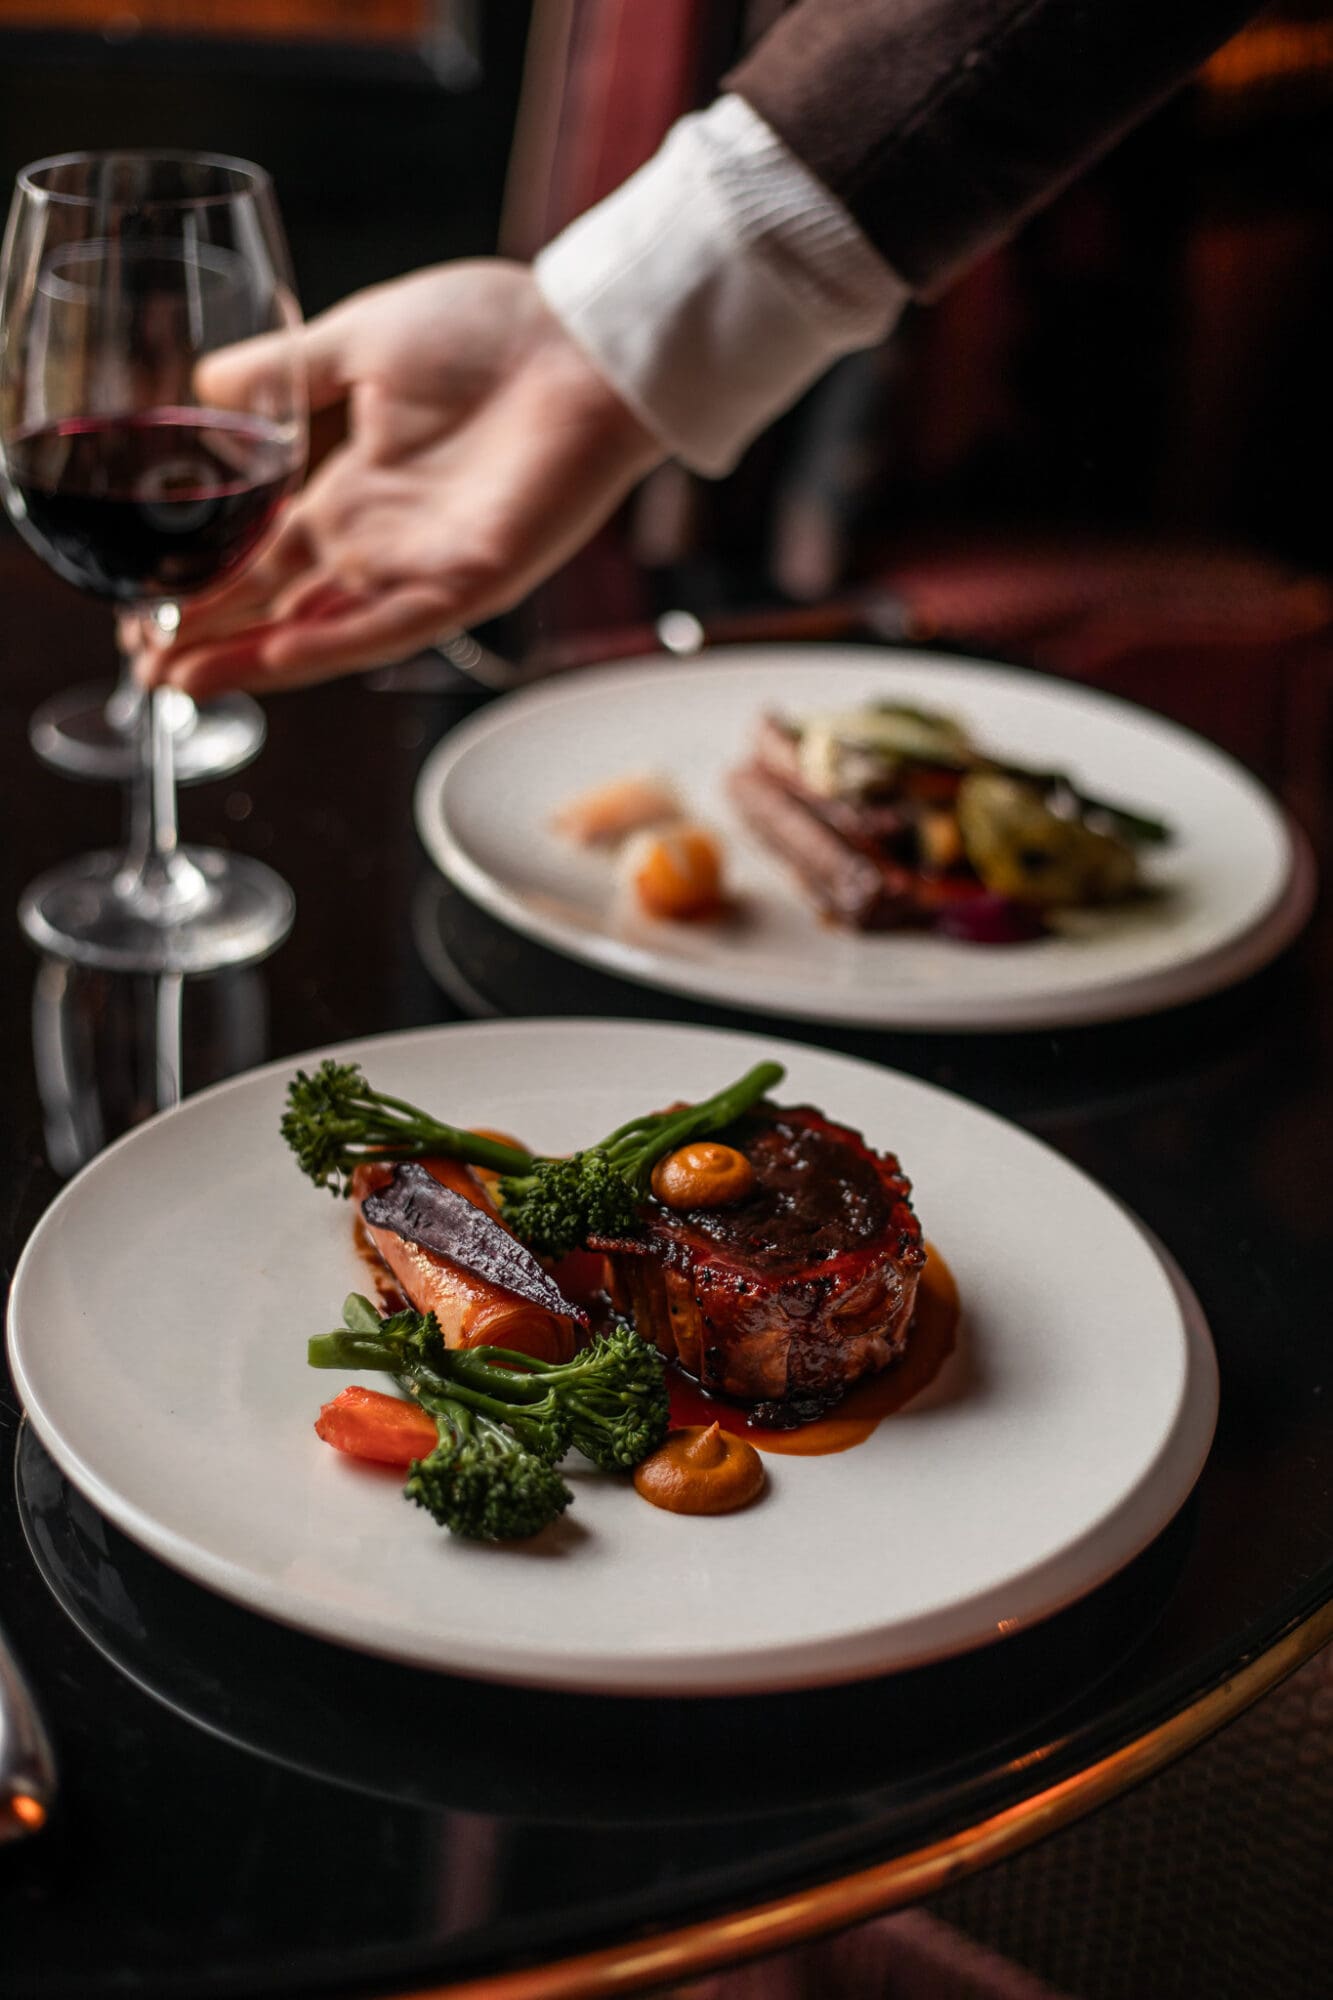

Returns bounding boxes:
[106,640,198,741]
[105,648,146,736]
[117,616,208,922]
[153,972,184,1111]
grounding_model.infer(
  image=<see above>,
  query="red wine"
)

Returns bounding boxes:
[3,408,298,601]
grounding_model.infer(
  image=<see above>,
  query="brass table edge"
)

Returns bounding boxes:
[398,1598,1333,2000]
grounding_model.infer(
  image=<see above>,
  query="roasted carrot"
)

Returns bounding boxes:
[352,1157,576,1363]
[315,1385,438,1465]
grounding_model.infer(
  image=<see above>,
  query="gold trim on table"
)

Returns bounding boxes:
[394,1599,1333,2000]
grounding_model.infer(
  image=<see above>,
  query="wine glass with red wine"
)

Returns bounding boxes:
[1,151,306,972]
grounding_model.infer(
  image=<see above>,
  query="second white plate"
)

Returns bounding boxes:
[414,648,1312,1031]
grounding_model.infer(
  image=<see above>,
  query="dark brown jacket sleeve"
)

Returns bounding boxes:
[724,0,1260,292]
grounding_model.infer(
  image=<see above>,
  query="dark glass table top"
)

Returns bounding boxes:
[2,541,1332,1999]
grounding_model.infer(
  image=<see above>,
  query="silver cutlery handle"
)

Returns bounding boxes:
[0,1619,56,1841]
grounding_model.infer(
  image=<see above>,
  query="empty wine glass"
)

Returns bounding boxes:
[1,150,306,972]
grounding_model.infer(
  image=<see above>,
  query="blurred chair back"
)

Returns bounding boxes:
[501,0,717,257]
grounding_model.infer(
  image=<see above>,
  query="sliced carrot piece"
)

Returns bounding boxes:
[315,1385,438,1465]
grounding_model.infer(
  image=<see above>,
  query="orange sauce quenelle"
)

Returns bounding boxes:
[633,1422,766,1515]
[650,1142,755,1209]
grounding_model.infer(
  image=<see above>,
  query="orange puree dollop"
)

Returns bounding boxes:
[651,1142,755,1209]
[633,1422,766,1515]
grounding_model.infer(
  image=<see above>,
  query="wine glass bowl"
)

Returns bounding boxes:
[1,150,307,973]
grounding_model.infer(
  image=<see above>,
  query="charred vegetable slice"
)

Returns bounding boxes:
[360,1163,589,1325]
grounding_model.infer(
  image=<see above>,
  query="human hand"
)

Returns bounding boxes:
[136,260,664,697]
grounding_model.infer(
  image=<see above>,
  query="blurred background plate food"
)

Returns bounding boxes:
[8,1018,1217,1694]
[413,648,1314,1032]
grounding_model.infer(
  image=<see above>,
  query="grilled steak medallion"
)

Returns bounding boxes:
[729,714,920,930]
[729,761,915,929]
[592,1103,925,1406]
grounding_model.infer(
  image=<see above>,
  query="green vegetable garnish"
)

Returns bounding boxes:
[283,1056,784,1255]
[311,1295,672,1539]
[406,1402,573,1543]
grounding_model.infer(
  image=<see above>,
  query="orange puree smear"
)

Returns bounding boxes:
[633,1422,766,1514]
[665,1242,960,1457]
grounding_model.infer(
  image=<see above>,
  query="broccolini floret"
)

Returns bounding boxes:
[281,1063,530,1194]
[405,1401,572,1542]
[283,1057,784,1254]
[442,1321,672,1472]
[311,1295,669,1473]
[496,1148,638,1254]
[403,1353,574,1466]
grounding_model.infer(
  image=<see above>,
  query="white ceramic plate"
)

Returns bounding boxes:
[8,1020,1217,1694]
[414,649,1313,1031]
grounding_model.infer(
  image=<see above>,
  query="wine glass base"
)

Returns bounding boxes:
[19,848,295,975]
[29,682,266,785]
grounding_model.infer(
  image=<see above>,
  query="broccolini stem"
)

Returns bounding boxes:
[404,1360,504,1420]
[434,1346,551,1401]
[347,1091,536,1170]
[605,1059,784,1189]
[596,1060,783,1162]
[439,1344,666,1422]
[358,1115,532,1175]
[398,1364,566,1458]
[308,1329,402,1371]
[446,1344,545,1374]
[282,1060,543,1192]
[284,1055,785,1222]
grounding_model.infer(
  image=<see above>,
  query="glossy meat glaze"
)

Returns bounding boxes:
[595,1103,925,1404]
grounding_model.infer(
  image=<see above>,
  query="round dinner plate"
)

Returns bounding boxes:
[8,1019,1218,1694]
[414,648,1313,1031]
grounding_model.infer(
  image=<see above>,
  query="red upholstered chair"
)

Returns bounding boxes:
[500,0,718,261]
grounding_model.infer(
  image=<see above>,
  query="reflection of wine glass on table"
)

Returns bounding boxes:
[1,151,306,972]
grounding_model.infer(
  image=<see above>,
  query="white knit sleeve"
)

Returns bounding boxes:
[533,93,909,477]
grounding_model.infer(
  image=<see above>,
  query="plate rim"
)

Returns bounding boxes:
[7,1016,1219,1693]
[414,647,1314,1032]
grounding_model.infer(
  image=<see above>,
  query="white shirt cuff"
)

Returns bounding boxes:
[533,93,909,477]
